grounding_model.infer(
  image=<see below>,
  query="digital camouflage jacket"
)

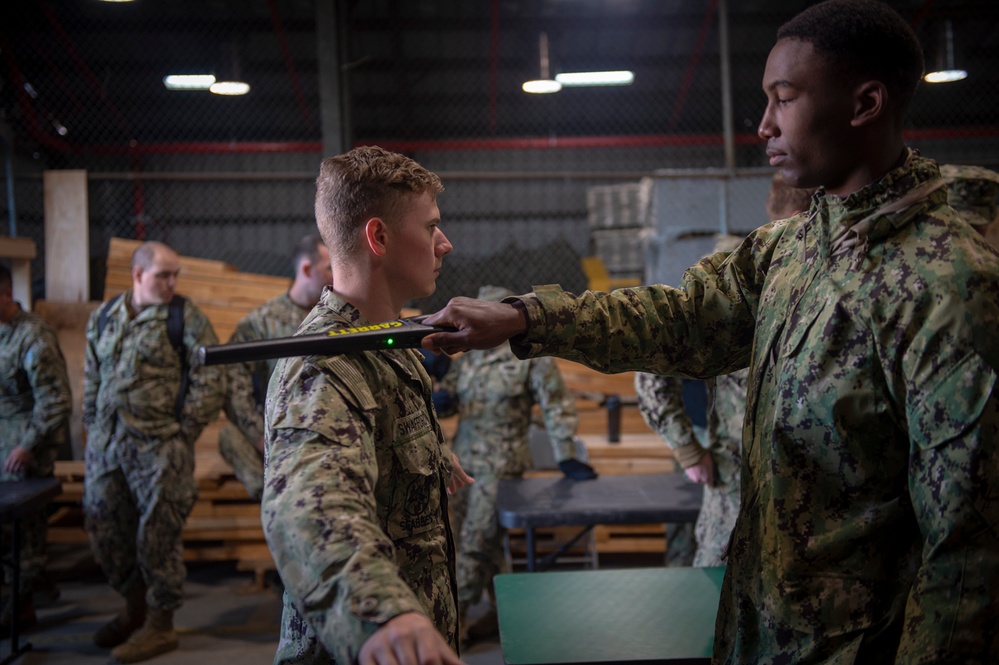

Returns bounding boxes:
[510,152,999,664]
[83,290,224,466]
[263,291,457,664]
[224,291,310,443]
[438,341,579,476]
[0,306,71,461]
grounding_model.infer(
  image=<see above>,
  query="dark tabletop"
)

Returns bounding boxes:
[496,473,703,529]
[0,477,63,522]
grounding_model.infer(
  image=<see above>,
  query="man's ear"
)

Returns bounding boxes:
[363,217,389,257]
[132,265,143,283]
[851,80,887,127]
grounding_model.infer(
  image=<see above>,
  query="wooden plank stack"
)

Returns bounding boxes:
[47,237,681,581]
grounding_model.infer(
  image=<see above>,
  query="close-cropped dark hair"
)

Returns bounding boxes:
[778,0,924,120]
[290,234,325,276]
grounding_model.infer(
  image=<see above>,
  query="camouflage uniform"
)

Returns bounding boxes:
[221,292,309,500]
[82,290,224,612]
[263,290,457,665]
[634,369,746,567]
[0,305,71,594]
[437,291,580,608]
[507,152,999,663]
[941,163,999,251]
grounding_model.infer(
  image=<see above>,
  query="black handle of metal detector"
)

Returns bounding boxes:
[198,315,452,365]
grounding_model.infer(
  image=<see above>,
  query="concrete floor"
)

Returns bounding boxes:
[3,543,504,665]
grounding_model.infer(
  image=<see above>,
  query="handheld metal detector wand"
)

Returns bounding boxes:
[198,315,453,366]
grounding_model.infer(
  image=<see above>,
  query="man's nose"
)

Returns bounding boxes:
[436,231,453,257]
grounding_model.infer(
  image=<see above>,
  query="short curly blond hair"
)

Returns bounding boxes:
[314,146,444,262]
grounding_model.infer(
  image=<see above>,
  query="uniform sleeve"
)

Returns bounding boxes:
[222,319,265,442]
[634,371,705,468]
[528,356,579,463]
[20,324,72,453]
[508,232,769,378]
[82,309,101,429]
[262,363,426,663]
[895,285,999,661]
[178,303,224,444]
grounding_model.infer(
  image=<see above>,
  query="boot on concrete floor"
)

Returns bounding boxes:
[110,608,179,664]
[0,592,37,635]
[93,579,148,648]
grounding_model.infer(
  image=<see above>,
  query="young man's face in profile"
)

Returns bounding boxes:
[759,38,860,196]
[134,249,181,306]
[384,190,452,302]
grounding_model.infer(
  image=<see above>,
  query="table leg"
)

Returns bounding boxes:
[526,527,536,572]
[2,516,33,665]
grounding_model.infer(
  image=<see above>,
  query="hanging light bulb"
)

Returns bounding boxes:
[211,41,251,96]
[522,32,562,94]
[924,20,967,84]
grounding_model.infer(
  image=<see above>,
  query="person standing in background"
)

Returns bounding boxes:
[220,234,331,501]
[83,241,224,664]
[436,284,596,645]
[635,175,814,567]
[0,264,72,632]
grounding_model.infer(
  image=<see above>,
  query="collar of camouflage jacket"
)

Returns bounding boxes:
[813,150,948,269]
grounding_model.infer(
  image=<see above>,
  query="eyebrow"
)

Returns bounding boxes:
[766,79,794,92]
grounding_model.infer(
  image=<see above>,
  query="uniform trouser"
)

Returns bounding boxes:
[449,469,506,608]
[1,445,56,594]
[691,481,740,568]
[83,433,197,612]
[218,422,264,501]
[663,460,695,567]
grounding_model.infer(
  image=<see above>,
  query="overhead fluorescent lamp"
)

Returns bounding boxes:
[555,70,635,87]
[210,81,251,96]
[924,69,967,83]
[924,20,967,84]
[163,74,216,90]
[522,79,562,94]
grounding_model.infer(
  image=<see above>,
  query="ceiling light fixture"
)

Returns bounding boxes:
[163,74,216,91]
[209,80,251,96]
[522,32,562,94]
[210,42,251,96]
[555,70,635,87]
[924,19,967,84]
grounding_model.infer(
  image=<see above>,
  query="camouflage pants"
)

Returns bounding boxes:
[449,469,506,608]
[0,443,56,593]
[218,422,264,501]
[83,433,197,611]
[692,481,740,567]
[664,461,695,567]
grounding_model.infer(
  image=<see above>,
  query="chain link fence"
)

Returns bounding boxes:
[3,0,998,307]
